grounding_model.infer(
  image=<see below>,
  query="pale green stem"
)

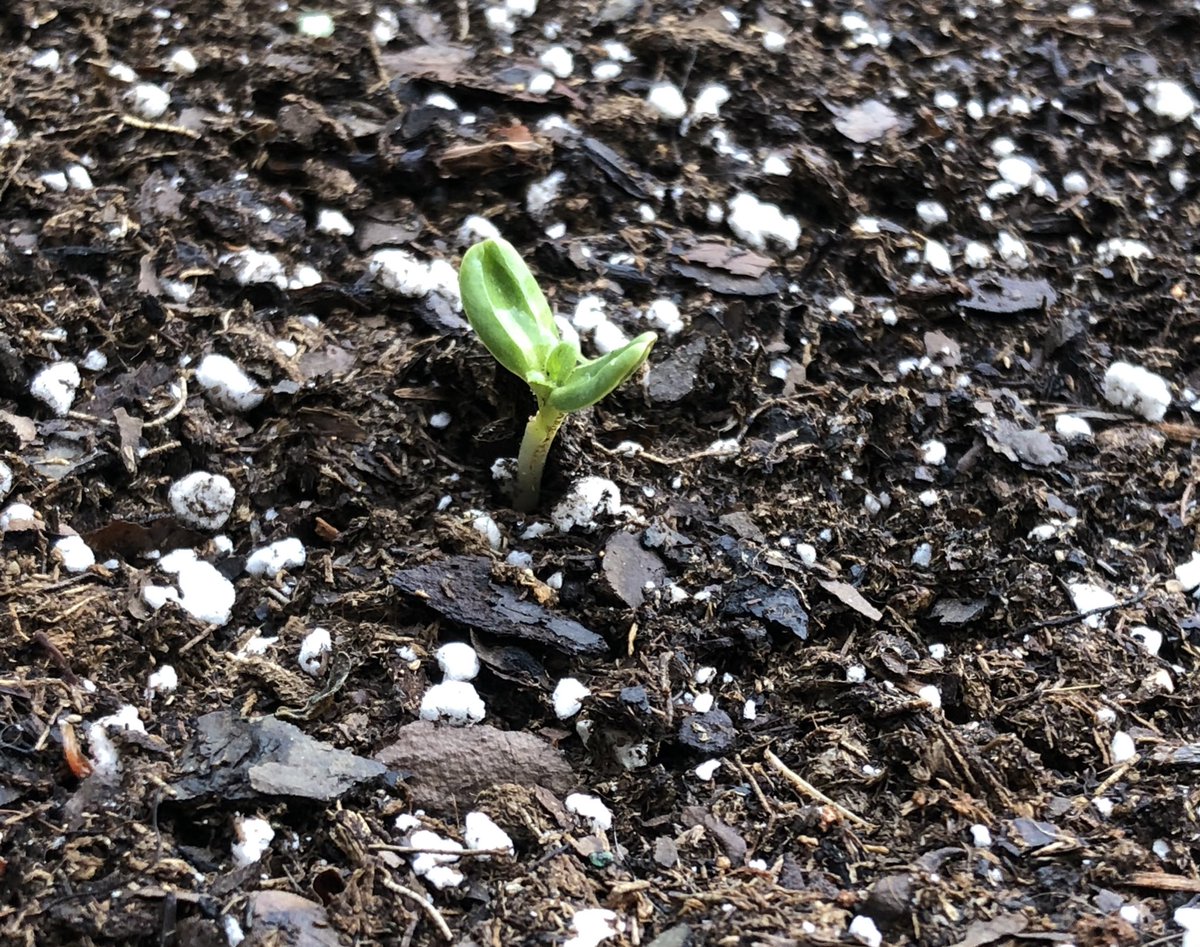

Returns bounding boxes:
[515,405,566,512]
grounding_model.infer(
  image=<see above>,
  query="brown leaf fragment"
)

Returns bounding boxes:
[113,407,143,475]
[863,873,914,922]
[1012,818,1063,847]
[948,913,1028,947]
[435,125,548,177]
[646,338,706,403]
[681,806,746,865]
[380,45,473,84]
[677,243,773,278]
[85,518,207,559]
[352,199,423,252]
[833,99,907,143]
[924,330,962,367]
[0,411,37,448]
[817,579,883,622]
[653,836,679,868]
[672,242,781,295]
[248,891,342,947]
[671,264,780,296]
[376,721,575,810]
[1153,743,1200,765]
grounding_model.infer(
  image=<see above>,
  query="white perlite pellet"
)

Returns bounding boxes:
[551,477,625,532]
[647,83,687,121]
[147,549,236,626]
[916,200,948,227]
[147,665,179,697]
[1102,361,1171,422]
[552,677,590,719]
[726,193,800,252]
[316,208,354,235]
[232,816,275,866]
[436,642,480,681]
[419,680,486,725]
[1068,581,1117,628]
[195,355,265,412]
[298,627,332,675]
[55,535,95,573]
[1055,415,1093,441]
[1175,552,1200,591]
[165,48,198,75]
[566,909,623,947]
[538,45,573,78]
[1144,79,1196,122]
[691,83,730,119]
[924,239,952,273]
[30,362,81,416]
[245,538,306,577]
[464,811,514,855]
[565,793,612,831]
[368,250,459,302]
[169,472,235,530]
[130,83,171,119]
[1111,731,1136,762]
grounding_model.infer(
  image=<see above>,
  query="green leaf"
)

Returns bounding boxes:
[544,339,579,386]
[547,332,656,413]
[459,239,559,380]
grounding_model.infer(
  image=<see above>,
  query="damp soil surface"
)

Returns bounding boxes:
[3,2,1200,945]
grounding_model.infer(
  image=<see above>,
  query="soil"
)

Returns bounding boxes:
[2,2,1200,946]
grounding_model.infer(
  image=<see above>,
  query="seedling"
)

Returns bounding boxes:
[459,238,656,512]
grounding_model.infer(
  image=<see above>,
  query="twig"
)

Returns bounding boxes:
[736,760,775,828]
[1088,757,1138,802]
[371,844,510,859]
[1017,589,1150,635]
[0,150,27,204]
[378,870,452,941]
[120,114,202,139]
[143,377,187,429]
[764,749,874,830]
[455,0,469,40]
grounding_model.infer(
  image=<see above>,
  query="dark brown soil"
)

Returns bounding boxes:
[2,1,1200,945]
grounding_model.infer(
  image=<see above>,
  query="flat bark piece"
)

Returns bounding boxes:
[392,555,607,656]
[959,276,1057,315]
[930,598,987,625]
[602,530,666,608]
[645,338,706,403]
[582,136,652,199]
[677,709,737,758]
[722,579,809,639]
[170,711,385,803]
[983,418,1067,466]
[671,262,781,296]
[375,720,575,810]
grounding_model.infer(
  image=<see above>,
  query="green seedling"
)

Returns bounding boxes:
[459,238,656,512]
